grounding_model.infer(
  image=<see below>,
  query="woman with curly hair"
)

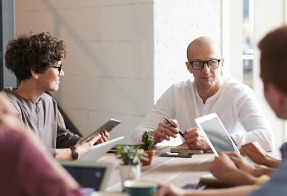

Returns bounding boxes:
[3,32,109,160]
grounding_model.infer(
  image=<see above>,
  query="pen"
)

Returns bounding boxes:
[163,116,184,138]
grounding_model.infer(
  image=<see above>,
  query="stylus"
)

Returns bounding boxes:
[163,116,184,138]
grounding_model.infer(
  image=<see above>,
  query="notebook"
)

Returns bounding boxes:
[195,113,239,156]
[80,136,125,161]
[170,143,204,154]
[61,160,113,192]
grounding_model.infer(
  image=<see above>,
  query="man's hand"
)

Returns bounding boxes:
[154,182,190,196]
[209,152,257,185]
[151,118,181,144]
[209,153,238,178]
[184,128,210,150]
[240,141,280,168]
[225,152,257,176]
[240,141,267,165]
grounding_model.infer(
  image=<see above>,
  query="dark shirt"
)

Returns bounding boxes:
[249,144,287,196]
[0,126,83,196]
[3,89,80,156]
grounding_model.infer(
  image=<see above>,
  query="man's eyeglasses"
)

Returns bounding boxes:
[189,59,221,70]
[49,64,62,73]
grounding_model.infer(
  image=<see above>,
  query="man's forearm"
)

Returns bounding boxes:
[264,155,280,168]
[150,130,161,144]
[253,165,276,177]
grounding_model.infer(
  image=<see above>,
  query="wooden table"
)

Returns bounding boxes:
[96,146,215,192]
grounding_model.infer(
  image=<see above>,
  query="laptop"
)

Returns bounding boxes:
[80,136,125,161]
[195,113,239,156]
[61,160,113,193]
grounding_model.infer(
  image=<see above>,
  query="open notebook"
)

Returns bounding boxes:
[61,160,114,193]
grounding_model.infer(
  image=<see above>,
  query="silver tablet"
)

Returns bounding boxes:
[80,136,124,161]
[80,119,121,144]
[195,113,239,156]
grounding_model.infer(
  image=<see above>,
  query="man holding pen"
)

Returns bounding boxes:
[132,36,273,151]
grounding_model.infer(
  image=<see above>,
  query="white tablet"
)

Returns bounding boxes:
[80,119,121,144]
[195,113,239,156]
[80,136,124,161]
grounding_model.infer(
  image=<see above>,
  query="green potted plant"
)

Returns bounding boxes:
[115,145,145,165]
[115,145,145,188]
[139,131,155,166]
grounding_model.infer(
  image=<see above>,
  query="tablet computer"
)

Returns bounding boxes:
[195,113,239,156]
[80,136,124,161]
[80,119,121,144]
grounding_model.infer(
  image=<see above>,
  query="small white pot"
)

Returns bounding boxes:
[119,164,141,189]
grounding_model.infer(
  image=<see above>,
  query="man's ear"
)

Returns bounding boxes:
[269,84,282,102]
[220,58,224,67]
[267,84,287,117]
[219,58,224,73]
[186,61,193,74]
[31,70,39,79]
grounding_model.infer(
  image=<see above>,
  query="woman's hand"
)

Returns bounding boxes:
[75,134,102,158]
[95,131,110,144]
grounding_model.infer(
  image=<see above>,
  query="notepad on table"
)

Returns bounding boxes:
[170,143,204,154]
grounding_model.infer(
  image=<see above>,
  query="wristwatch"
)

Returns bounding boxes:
[69,146,79,160]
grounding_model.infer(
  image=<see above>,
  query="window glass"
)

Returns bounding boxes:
[243,0,254,88]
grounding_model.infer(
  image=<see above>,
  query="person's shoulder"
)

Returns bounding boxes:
[0,125,24,149]
[171,79,194,89]
[42,92,57,103]
[40,93,59,111]
[2,87,16,95]
[2,88,21,102]
[222,77,253,93]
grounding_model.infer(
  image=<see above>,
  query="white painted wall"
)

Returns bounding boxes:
[154,0,222,102]
[15,0,154,144]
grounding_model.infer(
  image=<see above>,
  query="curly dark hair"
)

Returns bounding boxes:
[5,32,68,81]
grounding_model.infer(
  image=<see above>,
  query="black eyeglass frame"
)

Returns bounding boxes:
[189,59,221,70]
[49,64,63,73]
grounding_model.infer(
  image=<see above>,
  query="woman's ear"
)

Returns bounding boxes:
[31,70,39,79]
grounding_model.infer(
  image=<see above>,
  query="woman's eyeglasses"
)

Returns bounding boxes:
[49,64,62,73]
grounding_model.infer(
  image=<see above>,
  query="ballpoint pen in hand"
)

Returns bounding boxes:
[163,116,184,138]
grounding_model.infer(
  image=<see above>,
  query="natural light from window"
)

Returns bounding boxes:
[243,0,254,88]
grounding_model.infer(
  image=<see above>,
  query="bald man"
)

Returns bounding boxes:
[132,36,274,151]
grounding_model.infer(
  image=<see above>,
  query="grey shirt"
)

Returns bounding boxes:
[3,89,80,156]
[249,143,286,196]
